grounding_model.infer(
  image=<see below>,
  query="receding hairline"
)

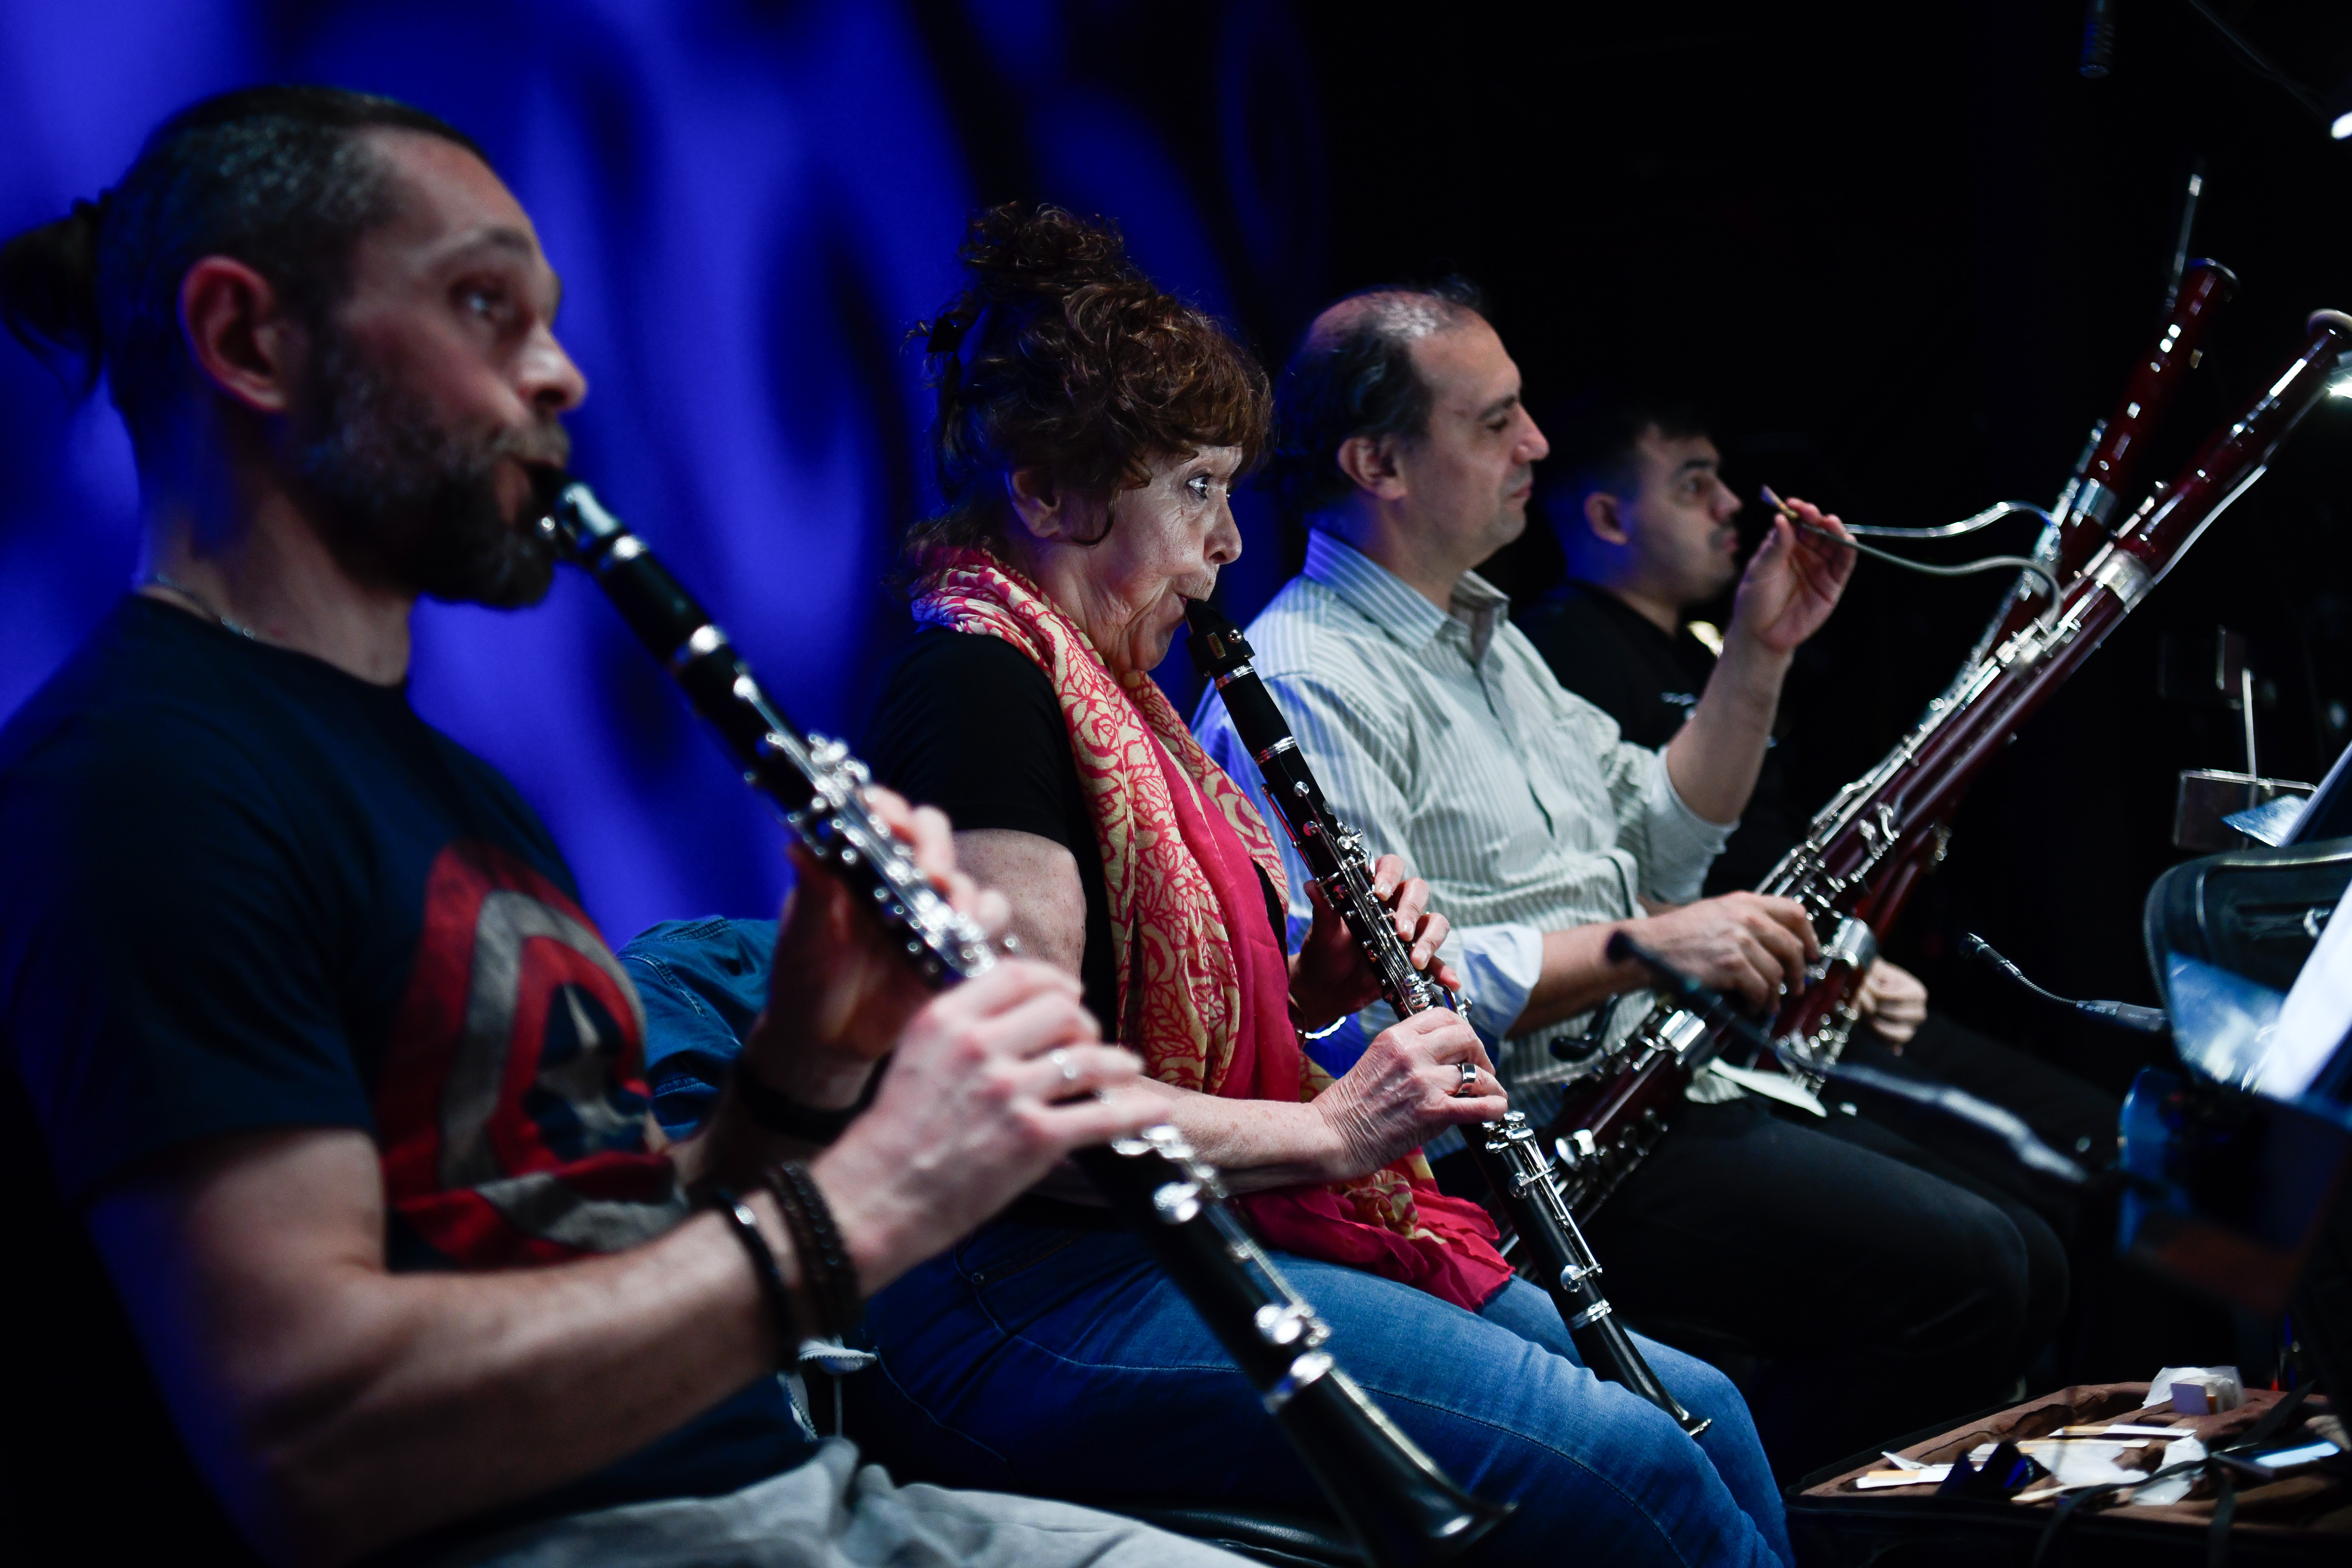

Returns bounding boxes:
[358,123,514,212]
[350,130,559,296]
[1304,287,1483,353]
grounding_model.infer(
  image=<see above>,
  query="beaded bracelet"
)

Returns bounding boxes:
[706,1186,799,1356]
[764,1161,861,1341]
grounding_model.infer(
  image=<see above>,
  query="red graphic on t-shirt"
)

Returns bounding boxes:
[374,841,685,1267]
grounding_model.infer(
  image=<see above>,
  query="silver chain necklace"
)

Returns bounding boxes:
[141,573,260,641]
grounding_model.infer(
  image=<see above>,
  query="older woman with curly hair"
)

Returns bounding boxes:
[630,204,1789,1566]
[823,204,1791,1568]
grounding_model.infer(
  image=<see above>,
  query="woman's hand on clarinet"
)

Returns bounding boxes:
[812,960,1158,1295]
[1310,1008,1506,1181]
[1288,853,1460,1030]
[742,787,1008,1101]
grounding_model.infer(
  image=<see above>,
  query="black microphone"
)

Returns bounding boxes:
[2080,0,2117,78]
[1959,933,2171,1035]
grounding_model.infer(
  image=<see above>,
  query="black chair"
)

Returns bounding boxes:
[1104,1505,1364,1567]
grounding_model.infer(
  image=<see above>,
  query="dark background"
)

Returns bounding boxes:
[1295,0,2352,1102]
[1305,0,2352,1380]
[3,0,2348,1103]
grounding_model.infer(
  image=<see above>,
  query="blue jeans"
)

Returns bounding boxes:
[856,1221,1792,1568]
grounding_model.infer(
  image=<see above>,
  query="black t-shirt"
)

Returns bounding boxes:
[862,628,1285,1042]
[0,598,808,1562]
[864,629,1125,1035]
[1515,581,1801,897]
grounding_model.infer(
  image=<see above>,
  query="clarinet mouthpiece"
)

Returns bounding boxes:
[1182,596,1253,677]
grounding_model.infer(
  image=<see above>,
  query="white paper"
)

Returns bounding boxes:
[2225,793,2311,846]
[2279,739,2352,845]
[2056,1424,2184,1438]
[2258,881,2352,1098]
[1969,1438,2153,1490]
[2128,1437,2207,1506]
[1854,1466,1952,1489]
[1704,1058,1827,1115]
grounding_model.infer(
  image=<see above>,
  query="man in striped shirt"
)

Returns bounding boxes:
[1195,282,2064,1478]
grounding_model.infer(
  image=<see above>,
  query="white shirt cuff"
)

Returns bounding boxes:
[1439,920,1543,1048]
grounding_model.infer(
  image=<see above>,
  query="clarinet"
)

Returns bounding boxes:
[1184,597,1710,1439]
[1549,305,2352,1223]
[536,478,1509,1568]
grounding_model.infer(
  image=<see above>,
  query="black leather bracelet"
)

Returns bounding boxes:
[706,1186,799,1356]
[732,1058,880,1145]
[764,1161,861,1341]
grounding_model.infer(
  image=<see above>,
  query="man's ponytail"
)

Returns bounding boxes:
[0,198,106,394]
[1,86,487,448]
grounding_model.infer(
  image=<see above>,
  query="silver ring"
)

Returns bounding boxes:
[1455,1062,1479,1096]
[1049,1048,1079,1087]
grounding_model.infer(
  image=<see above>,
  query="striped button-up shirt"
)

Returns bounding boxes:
[1194,530,1734,1124]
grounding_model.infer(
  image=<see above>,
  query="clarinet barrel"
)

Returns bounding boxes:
[539,477,1509,1567]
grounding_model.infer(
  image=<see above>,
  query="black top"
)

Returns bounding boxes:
[865,629,1125,1034]
[863,628,1283,1042]
[1516,581,1802,897]
[0,599,808,1562]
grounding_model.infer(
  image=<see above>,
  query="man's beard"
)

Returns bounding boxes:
[293,326,569,608]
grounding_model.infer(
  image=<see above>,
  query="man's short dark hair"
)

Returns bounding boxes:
[0,85,486,463]
[1538,384,1713,516]
[1261,278,1486,523]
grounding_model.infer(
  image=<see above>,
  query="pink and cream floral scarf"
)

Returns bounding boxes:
[912,547,1511,1310]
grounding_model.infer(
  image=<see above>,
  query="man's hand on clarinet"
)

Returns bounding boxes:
[812,960,1157,1294]
[742,787,1003,1099]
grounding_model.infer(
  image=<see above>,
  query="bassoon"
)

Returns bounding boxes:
[1549,306,2352,1223]
[536,478,1511,1567]
[1186,597,1710,1438]
[1946,260,2237,693]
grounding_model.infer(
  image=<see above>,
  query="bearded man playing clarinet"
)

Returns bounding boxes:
[637,205,1793,1566]
[1195,282,2062,1480]
[0,86,1266,1568]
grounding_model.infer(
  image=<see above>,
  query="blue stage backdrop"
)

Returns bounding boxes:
[0,0,1327,943]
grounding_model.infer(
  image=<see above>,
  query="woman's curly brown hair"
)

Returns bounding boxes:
[905,203,1270,564]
